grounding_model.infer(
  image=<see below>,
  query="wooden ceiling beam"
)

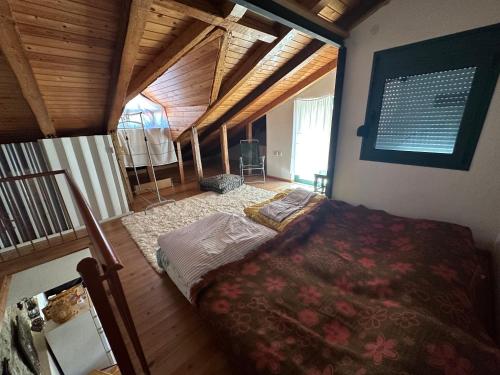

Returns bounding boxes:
[177,28,295,143]
[153,0,278,43]
[230,14,278,43]
[218,32,290,100]
[125,21,215,103]
[335,0,389,30]
[236,57,337,128]
[301,0,332,15]
[209,31,231,105]
[197,39,325,143]
[232,0,347,46]
[0,0,55,137]
[198,55,337,149]
[106,0,153,132]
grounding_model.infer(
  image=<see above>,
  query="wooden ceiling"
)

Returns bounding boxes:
[4,0,122,137]
[0,51,41,142]
[144,35,220,139]
[0,0,387,144]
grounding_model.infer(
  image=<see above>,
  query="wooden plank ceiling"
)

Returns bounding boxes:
[7,0,122,136]
[0,51,41,142]
[143,35,220,139]
[0,0,387,144]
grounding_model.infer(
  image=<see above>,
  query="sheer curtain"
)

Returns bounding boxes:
[291,95,334,183]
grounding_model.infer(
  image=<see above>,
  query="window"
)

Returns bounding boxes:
[359,24,500,170]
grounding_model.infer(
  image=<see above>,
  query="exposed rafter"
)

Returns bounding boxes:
[176,0,388,147]
[0,0,384,144]
[197,39,325,143]
[237,57,337,127]
[221,2,247,21]
[0,0,55,137]
[197,52,337,150]
[232,0,348,46]
[194,28,227,49]
[106,0,153,132]
[126,2,249,104]
[126,21,215,103]
[178,28,296,142]
[335,0,389,29]
[154,0,278,43]
[302,0,332,15]
[209,31,231,105]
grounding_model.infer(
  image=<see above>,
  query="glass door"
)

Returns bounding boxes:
[291,95,334,185]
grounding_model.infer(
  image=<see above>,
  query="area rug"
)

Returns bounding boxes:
[121,184,276,273]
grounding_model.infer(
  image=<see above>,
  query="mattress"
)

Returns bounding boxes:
[156,212,277,302]
[163,261,190,300]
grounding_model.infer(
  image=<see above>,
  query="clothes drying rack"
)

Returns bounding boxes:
[117,111,174,212]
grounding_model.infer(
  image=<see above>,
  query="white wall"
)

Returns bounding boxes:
[334,0,500,250]
[266,70,336,180]
[7,249,91,305]
[40,135,130,226]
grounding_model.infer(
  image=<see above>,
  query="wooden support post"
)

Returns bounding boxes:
[246,122,253,140]
[0,275,12,331]
[220,124,230,174]
[176,141,185,184]
[77,259,137,375]
[190,127,203,181]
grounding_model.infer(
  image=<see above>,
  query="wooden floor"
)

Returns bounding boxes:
[102,164,299,374]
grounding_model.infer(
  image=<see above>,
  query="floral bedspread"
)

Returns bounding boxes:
[194,200,500,374]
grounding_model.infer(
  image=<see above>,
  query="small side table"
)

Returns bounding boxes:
[313,174,328,194]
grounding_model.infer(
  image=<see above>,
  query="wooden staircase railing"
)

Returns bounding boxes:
[0,170,149,375]
[0,170,81,261]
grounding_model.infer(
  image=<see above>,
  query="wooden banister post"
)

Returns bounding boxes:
[220,124,230,174]
[246,122,253,140]
[0,275,12,331]
[77,258,137,375]
[176,141,185,184]
[191,127,203,181]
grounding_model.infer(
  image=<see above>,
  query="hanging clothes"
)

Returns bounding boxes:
[117,95,178,167]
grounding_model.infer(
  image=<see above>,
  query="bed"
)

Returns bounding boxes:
[157,212,277,301]
[187,199,500,374]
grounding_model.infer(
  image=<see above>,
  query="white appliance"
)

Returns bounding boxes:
[44,305,115,375]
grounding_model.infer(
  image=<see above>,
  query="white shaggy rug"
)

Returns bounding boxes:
[121,184,276,273]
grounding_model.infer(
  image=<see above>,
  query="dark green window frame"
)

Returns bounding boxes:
[358,23,500,170]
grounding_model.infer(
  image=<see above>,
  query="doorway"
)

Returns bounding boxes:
[291,95,334,185]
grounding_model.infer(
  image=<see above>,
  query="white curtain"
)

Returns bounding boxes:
[292,95,334,183]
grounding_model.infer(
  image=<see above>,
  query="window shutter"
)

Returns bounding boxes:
[375,67,476,154]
